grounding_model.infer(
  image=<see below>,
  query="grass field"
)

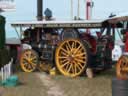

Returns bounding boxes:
[0,68,115,96]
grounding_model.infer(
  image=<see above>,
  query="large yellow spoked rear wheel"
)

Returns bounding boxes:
[116,55,128,79]
[20,49,38,72]
[55,39,88,77]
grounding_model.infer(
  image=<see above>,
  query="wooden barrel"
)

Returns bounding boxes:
[112,77,128,96]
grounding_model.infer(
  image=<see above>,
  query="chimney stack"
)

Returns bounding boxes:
[37,0,43,21]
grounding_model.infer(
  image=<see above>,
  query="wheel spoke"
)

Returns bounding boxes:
[25,59,36,69]
[76,56,86,59]
[75,62,82,71]
[30,56,37,61]
[61,61,69,68]
[24,53,29,59]
[58,56,67,59]
[67,64,72,73]
[74,59,83,70]
[66,41,72,50]
[65,63,70,72]
[72,41,75,49]
[24,63,28,69]
[74,64,77,74]
[60,59,68,64]
[27,51,32,59]
[74,45,82,54]
[73,61,77,74]
[30,60,36,65]
[78,62,84,69]
[60,47,69,54]
[28,63,33,70]
[65,45,70,51]
[61,51,68,56]
[23,58,29,64]
[71,63,75,74]
[75,53,86,57]
[30,62,36,68]
[75,58,85,64]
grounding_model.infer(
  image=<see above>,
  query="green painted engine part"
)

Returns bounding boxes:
[0,48,10,67]
[0,15,6,49]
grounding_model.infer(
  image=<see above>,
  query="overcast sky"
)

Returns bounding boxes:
[1,0,128,37]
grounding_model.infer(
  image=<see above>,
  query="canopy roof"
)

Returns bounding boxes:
[106,12,128,23]
[11,12,128,28]
[11,19,104,28]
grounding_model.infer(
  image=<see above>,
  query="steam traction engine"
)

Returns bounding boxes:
[116,21,128,79]
[11,20,115,77]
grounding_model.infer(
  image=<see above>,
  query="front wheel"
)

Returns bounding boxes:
[55,39,89,77]
[20,49,38,72]
[116,55,128,79]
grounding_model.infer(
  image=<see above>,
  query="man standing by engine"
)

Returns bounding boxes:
[0,15,10,68]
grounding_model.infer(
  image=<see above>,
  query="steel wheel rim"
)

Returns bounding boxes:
[56,39,87,77]
[116,56,128,79]
[20,49,38,72]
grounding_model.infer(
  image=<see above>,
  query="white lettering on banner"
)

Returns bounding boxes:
[43,23,102,28]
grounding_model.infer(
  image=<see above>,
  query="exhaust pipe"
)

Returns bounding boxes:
[37,0,43,21]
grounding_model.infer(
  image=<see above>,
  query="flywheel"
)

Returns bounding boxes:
[116,55,128,79]
[55,39,89,77]
[20,49,38,72]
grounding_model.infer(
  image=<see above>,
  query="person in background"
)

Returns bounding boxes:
[44,8,52,20]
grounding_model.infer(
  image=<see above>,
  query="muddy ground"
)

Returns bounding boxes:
[0,68,115,96]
